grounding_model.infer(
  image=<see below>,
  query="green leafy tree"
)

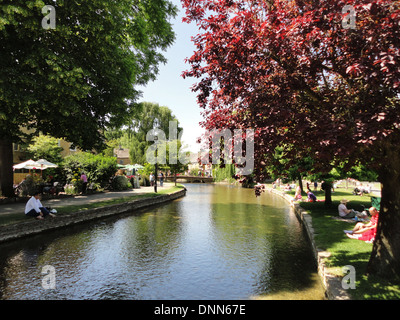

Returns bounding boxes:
[182,0,400,279]
[335,162,379,183]
[267,146,314,193]
[164,139,189,185]
[27,134,63,164]
[121,102,183,164]
[103,102,183,165]
[63,152,117,189]
[0,0,176,196]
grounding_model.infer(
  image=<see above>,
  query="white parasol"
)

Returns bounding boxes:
[36,159,58,169]
[13,159,42,170]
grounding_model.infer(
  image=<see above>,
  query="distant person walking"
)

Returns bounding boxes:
[159,172,164,187]
[81,172,88,194]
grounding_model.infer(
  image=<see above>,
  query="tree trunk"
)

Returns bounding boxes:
[297,173,303,193]
[367,146,400,281]
[322,181,332,206]
[0,138,14,198]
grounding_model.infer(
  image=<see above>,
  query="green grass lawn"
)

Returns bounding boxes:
[282,186,400,299]
[0,185,185,227]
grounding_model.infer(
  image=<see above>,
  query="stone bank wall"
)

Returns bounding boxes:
[268,187,351,300]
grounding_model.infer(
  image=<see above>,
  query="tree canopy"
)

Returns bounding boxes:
[182,0,400,280]
[0,0,177,196]
[27,133,63,164]
[113,102,183,164]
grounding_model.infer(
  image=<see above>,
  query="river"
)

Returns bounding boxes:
[0,184,325,300]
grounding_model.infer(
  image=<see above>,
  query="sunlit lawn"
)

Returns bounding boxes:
[281,186,400,299]
[0,185,184,227]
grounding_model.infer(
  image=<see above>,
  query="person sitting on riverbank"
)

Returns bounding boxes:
[283,184,292,191]
[292,185,303,202]
[338,199,367,220]
[307,191,317,202]
[345,207,379,242]
[353,183,371,196]
[338,199,357,219]
[25,192,56,220]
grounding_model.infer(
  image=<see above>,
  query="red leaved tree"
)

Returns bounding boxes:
[182,0,400,280]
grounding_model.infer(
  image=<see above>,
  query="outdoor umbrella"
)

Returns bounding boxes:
[36,159,58,169]
[132,164,144,169]
[13,159,42,170]
[120,164,142,170]
[123,164,144,175]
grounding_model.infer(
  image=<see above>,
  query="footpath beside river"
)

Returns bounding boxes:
[0,183,186,244]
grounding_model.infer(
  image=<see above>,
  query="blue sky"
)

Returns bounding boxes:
[138,0,204,152]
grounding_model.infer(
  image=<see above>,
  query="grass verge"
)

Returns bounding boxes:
[0,185,185,227]
[279,186,400,299]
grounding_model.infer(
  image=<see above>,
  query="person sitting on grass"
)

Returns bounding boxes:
[24,191,55,220]
[292,185,302,202]
[307,191,317,202]
[283,184,291,191]
[338,199,357,219]
[345,207,379,242]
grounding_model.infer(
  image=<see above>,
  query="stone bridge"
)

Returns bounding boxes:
[164,175,214,183]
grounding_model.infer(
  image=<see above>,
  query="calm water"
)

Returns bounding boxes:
[0,184,325,300]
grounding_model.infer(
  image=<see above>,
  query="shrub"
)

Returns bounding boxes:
[139,174,150,186]
[64,184,77,195]
[18,173,44,196]
[212,164,236,183]
[63,152,117,189]
[110,175,130,191]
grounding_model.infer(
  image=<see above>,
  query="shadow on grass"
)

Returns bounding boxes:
[294,188,400,299]
[0,213,30,226]
[331,250,400,299]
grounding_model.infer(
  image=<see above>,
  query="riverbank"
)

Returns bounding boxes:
[266,187,350,300]
[0,184,186,244]
[265,185,400,300]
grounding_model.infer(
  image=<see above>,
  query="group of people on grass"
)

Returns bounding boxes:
[292,184,318,203]
[289,183,379,244]
[339,199,379,243]
[23,173,89,220]
[352,183,371,196]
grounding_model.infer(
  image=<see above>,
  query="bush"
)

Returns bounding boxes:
[63,152,117,190]
[64,184,77,195]
[18,173,44,196]
[212,164,236,183]
[139,174,150,186]
[110,175,130,191]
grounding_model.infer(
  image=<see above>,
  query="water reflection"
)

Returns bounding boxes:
[0,184,324,300]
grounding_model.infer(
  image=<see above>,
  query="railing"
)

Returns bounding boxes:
[164,175,214,183]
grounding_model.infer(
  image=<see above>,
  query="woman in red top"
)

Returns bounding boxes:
[346,207,379,242]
